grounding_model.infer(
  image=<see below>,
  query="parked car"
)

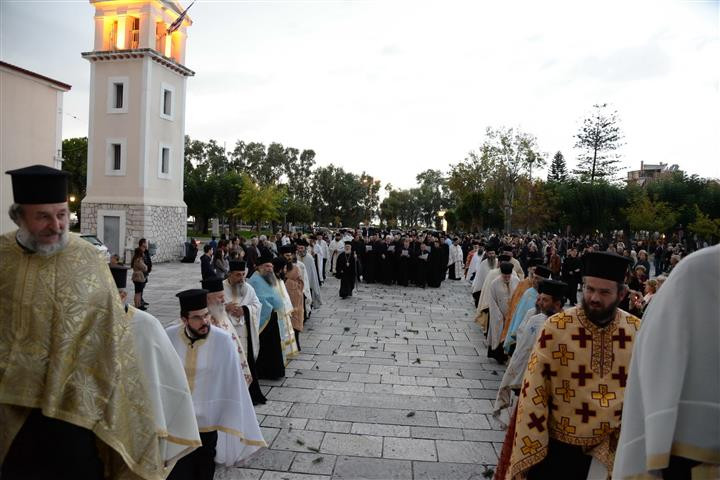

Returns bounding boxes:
[80,234,111,262]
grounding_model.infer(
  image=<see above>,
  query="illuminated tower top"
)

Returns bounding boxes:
[87,0,193,70]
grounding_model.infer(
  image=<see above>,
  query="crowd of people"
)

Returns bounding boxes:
[1,164,717,480]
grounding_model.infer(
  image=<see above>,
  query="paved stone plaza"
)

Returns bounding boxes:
[140,262,505,480]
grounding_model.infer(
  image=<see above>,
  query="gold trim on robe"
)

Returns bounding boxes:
[0,232,166,480]
[507,306,641,479]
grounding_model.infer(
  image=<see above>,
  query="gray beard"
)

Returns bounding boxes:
[234,282,247,297]
[208,302,229,324]
[261,271,276,286]
[17,227,69,256]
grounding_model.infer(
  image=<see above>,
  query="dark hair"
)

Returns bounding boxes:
[180,310,189,319]
[132,247,143,263]
[204,244,212,253]
[139,238,147,247]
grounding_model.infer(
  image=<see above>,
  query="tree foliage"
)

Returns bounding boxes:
[61,137,88,221]
[622,190,678,234]
[547,151,568,183]
[227,175,284,231]
[573,103,624,184]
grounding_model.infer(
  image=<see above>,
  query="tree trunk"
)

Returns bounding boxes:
[590,146,598,185]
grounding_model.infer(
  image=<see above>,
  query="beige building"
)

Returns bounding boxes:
[626,161,682,187]
[0,61,71,235]
[81,0,194,261]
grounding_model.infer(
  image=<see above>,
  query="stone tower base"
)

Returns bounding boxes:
[81,202,186,263]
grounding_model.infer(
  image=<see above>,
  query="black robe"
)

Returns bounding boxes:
[396,247,412,286]
[414,249,430,287]
[242,306,267,404]
[256,311,284,380]
[335,252,357,298]
[379,242,395,285]
[363,241,378,283]
[427,247,444,288]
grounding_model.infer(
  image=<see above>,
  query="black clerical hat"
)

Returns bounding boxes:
[272,257,288,273]
[528,258,543,268]
[344,241,353,245]
[109,264,129,289]
[279,244,294,255]
[538,279,567,299]
[200,277,223,293]
[498,254,511,262]
[6,164,69,204]
[257,253,274,265]
[500,262,513,274]
[229,260,246,271]
[582,252,632,283]
[534,265,552,278]
[295,239,309,247]
[502,245,513,252]
[176,289,208,312]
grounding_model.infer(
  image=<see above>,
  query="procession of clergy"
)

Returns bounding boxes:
[1,165,718,480]
[0,166,328,480]
[464,239,719,479]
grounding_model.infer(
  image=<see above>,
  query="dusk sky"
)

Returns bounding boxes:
[2,0,718,188]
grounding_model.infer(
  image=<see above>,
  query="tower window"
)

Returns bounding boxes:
[112,144,122,170]
[160,83,175,120]
[107,76,128,113]
[129,17,140,49]
[114,83,124,109]
[158,144,172,179]
[105,138,126,176]
[161,147,170,174]
[163,90,172,116]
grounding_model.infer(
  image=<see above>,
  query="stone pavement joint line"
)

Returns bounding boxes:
[141,262,505,479]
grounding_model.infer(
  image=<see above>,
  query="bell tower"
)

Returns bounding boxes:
[81,0,194,262]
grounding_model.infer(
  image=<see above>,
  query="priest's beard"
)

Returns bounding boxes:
[487,257,496,269]
[186,323,210,340]
[233,281,248,297]
[208,302,230,325]
[261,271,276,286]
[581,296,620,326]
[17,226,69,256]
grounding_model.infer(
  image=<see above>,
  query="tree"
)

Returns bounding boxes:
[61,137,88,223]
[482,126,545,232]
[573,103,624,184]
[622,191,678,234]
[227,175,284,232]
[547,151,568,182]
[688,205,720,243]
[358,173,381,224]
[415,169,448,227]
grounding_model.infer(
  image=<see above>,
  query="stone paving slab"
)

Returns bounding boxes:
[138,262,502,479]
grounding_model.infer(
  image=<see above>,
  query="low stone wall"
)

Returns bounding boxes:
[81,202,186,263]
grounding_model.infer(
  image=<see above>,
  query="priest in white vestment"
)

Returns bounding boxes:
[492,278,567,426]
[166,289,266,480]
[298,240,322,308]
[223,259,266,405]
[471,250,497,307]
[486,262,519,363]
[110,265,201,473]
[447,239,464,280]
[475,253,516,331]
[328,233,343,274]
[614,245,720,480]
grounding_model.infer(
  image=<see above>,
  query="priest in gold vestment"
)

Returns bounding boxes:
[505,251,640,480]
[1,165,168,479]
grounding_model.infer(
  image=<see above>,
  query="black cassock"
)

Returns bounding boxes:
[414,250,430,287]
[427,247,444,288]
[335,252,357,298]
[379,243,395,285]
[396,248,412,286]
[256,311,285,380]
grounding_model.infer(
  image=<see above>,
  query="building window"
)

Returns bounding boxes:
[158,144,172,179]
[112,144,122,170]
[129,17,140,49]
[155,22,167,53]
[107,76,129,113]
[114,83,124,109]
[106,138,127,176]
[160,82,175,120]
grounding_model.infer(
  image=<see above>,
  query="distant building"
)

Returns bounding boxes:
[81,0,194,262]
[626,161,681,187]
[0,61,71,235]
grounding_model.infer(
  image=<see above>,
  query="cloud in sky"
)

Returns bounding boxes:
[1,0,718,189]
